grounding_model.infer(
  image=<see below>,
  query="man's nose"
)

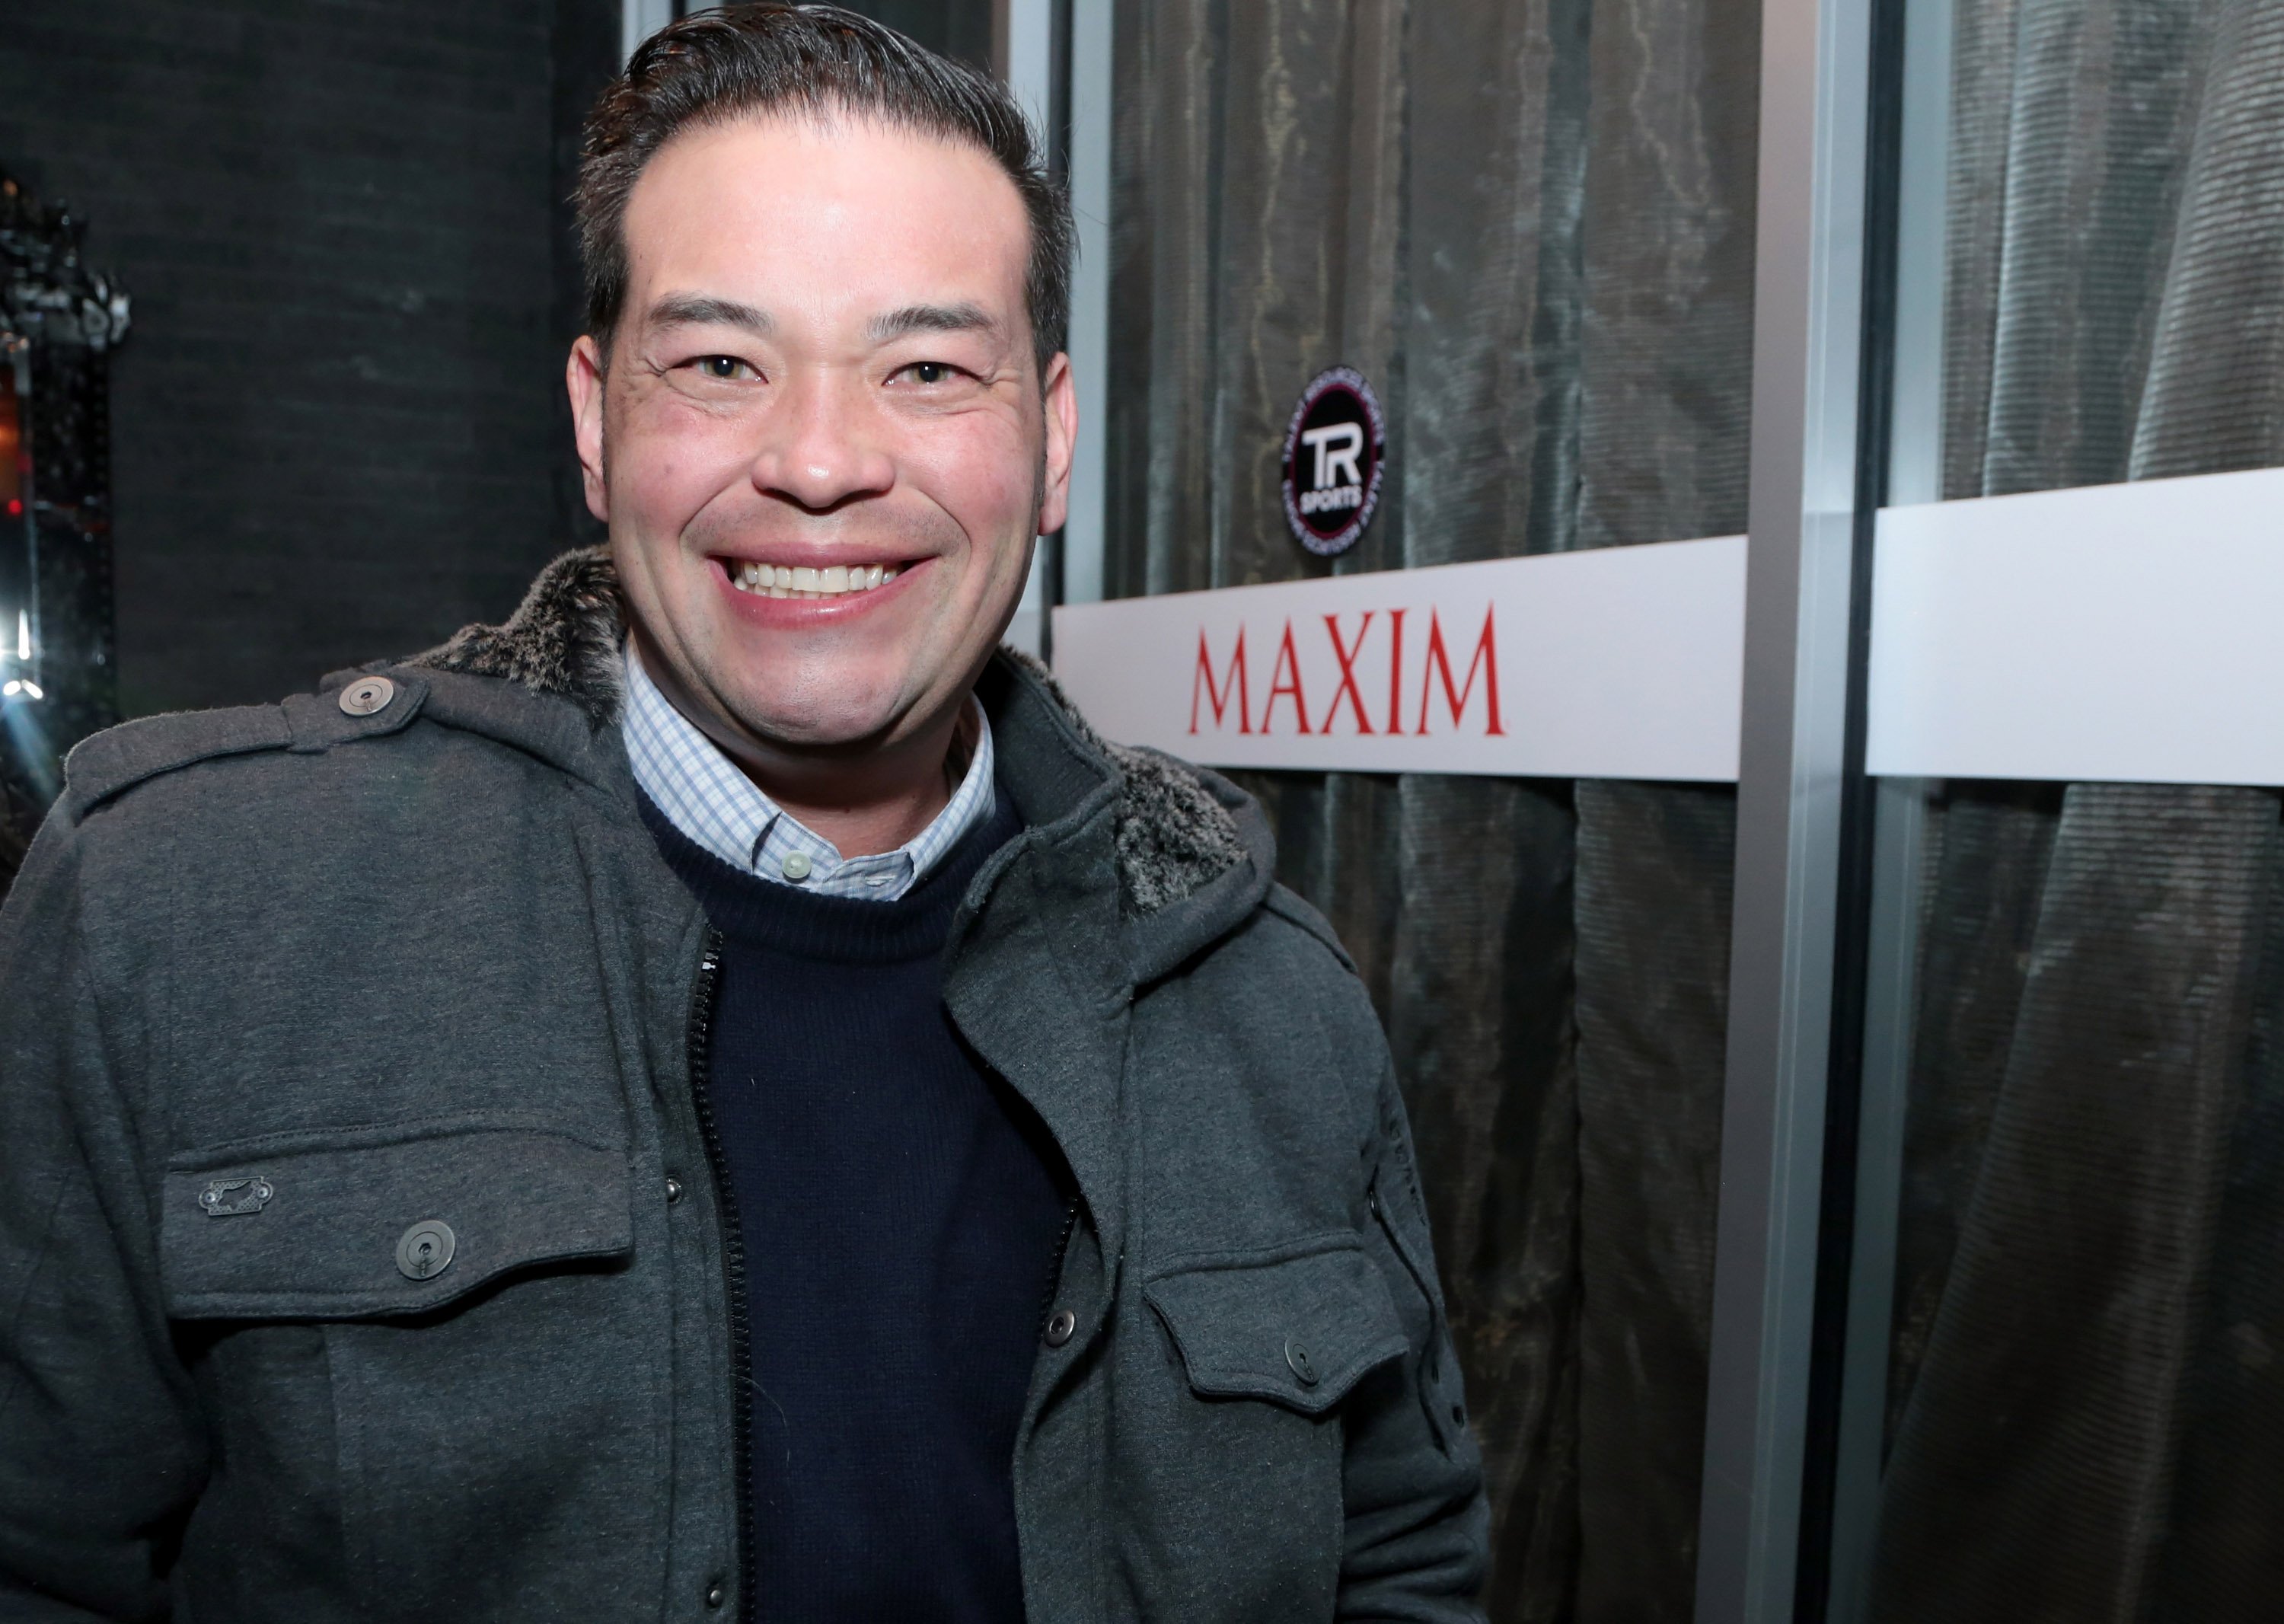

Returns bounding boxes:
[748,369,895,512]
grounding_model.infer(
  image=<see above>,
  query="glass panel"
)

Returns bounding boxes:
[1856,0,2284,1616]
[1102,3,1759,1614]
[1931,0,2284,501]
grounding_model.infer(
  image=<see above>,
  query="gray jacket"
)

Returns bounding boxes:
[0,549,1488,1622]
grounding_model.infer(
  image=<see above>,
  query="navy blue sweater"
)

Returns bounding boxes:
[640,790,1068,1622]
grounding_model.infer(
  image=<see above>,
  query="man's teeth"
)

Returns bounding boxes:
[728,561,900,599]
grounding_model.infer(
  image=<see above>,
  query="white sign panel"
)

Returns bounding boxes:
[1869,467,2284,786]
[1052,536,1746,783]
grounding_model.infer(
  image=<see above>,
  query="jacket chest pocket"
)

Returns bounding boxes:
[1145,1235,1408,1416]
[161,1116,631,1318]
[1128,1234,1409,1620]
[159,1115,663,1618]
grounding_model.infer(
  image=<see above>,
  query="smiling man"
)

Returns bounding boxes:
[0,8,1486,1621]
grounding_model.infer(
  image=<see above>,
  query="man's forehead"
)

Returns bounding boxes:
[625,114,1026,258]
[618,114,1029,340]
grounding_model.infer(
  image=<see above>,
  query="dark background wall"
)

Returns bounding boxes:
[0,0,620,715]
[841,0,992,66]
[0,0,987,720]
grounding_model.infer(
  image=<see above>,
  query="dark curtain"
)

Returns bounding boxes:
[1872,1,2284,1616]
[1105,3,1758,1616]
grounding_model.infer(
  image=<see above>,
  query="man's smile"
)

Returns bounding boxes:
[720,557,905,599]
[706,550,933,628]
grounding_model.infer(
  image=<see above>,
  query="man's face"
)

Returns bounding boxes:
[570,113,1073,761]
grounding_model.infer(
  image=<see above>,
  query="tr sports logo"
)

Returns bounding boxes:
[1280,365,1386,558]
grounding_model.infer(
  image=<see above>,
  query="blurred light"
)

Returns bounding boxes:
[1,679,37,700]
[4,499,18,517]
[13,611,26,662]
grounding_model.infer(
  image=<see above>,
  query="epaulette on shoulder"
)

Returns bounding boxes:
[62,706,292,819]
[60,672,429,819]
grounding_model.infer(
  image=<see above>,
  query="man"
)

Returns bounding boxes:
[0,8,1487,1619]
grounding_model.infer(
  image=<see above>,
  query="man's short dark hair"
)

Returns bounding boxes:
[578,3,1071,372]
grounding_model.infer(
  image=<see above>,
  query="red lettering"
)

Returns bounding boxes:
[1319,612,1376,735]
[1385,608,1406,735]
[1415,607,1505,735]
[1261,618,1313,734]
[1189,627,1251,733]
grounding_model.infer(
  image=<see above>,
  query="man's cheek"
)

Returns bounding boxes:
[615,404,744,531]
[918,413,1038,510]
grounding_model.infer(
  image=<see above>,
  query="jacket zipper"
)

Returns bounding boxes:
[684,930,755,1623]
[1037,1192,1083,1335]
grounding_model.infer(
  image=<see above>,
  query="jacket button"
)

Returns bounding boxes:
[395,1220,456,1281]
[704,1580,727,1609]
[665,1176,684,1204]
[1044,1307,1077,1347]
[338,675,395,716]
[1286,1338,1319,1386]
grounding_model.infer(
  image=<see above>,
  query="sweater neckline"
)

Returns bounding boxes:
[638,786,1021,965]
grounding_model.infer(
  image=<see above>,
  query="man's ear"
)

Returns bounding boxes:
[1036,349,1077,538]
[568,335,610,525]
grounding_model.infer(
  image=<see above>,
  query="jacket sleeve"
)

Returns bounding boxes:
[0,812,206,1621]
[1337,1058,1492,1620]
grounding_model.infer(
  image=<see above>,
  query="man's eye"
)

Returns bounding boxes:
[696,356,753,380]
[902,361,955,385]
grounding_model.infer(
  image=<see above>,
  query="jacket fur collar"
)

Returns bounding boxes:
[411,546,1249,917]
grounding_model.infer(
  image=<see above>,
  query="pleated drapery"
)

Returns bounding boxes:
[1106,3,1758,1616]
[1871,1,2284,1616]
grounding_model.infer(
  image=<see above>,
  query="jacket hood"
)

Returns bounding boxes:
[406,547,1272,976]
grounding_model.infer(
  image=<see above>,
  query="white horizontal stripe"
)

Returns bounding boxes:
[1869,467,2284,786]
[1051,536,1747,783]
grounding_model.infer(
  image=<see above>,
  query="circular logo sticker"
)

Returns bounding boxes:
[1281,365,1386,557]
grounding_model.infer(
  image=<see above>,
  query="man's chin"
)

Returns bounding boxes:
[713,684,919,756]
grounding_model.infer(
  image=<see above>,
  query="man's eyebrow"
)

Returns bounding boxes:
[644,294,774,336]
[868,302,1000,344]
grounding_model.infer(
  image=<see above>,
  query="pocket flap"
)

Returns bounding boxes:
[161,1116,632,1320]
[1144,1235,1407,1415]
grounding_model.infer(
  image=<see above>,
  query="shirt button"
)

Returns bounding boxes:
[1285,1338,1319,1386]
[1044,1307,1077,1348]
[704,1579,727,1609]
[664,1176,684,1205]
[780,851,813,882]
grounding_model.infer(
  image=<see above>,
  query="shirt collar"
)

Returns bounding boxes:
[620,640,997,901]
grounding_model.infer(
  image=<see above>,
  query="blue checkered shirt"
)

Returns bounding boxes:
[620,642,997,901]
